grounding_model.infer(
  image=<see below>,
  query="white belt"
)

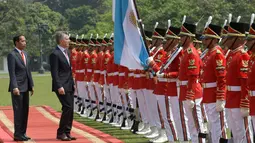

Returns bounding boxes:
[227,86,241,91]
[179,80,188,86]
[101,70,106,74]
[113,72,119,76]
[140,74,146,77]
[94,70,101,73]
[179,80,198,86]
[87,69,92,72]
[202,82,217,88]
[158,78,167,82]
[249,90,255,96]
[128,73,134,77]
[134,74,140,78]
[75,69,85,73]
[108,73,113,76]
[167,79,177,83]
[119,73,125,76]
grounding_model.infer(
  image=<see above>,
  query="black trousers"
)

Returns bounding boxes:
[56,91,74,135]
[11,91,29,137]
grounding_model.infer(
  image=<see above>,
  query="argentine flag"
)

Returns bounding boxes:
[113,0,149,70]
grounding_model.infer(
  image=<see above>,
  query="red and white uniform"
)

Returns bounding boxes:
[71,49,78,95]
[178,44,205,143]
[75,51,84,97]
[225,47,253,143]
[94,51,104,107]
[152,48,178,141]
[248,53,255,132]
[82,50,90,101]
[200,46,228,142]
[100,50,112,104]
[87,50,98,107]
[163,48,188,142]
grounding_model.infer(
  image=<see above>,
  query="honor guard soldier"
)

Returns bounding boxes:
[69,37,79,111]
[201,24,228,143]
[247,19,255,136]
[87,38,98,119]
[79,39,91,117]
[225,22,253,143]
[146,27,169,143]
[160,25,188,142]
[178,21,206,143]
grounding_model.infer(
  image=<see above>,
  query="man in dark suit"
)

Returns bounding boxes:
[50,31,76,141]
[7,35,34,141]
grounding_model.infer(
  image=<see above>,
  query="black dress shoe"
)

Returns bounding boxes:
[66,133,77,140]
[57,134,71,141]
[24,134,31,140]
[14,135,28,141]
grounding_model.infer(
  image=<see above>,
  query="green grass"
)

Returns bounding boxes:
[0,75,149,143]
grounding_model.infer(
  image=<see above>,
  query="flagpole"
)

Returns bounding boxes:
[133,0,150,54]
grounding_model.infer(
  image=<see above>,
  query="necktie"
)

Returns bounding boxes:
[21,52,26,65]
[64,49,70,65]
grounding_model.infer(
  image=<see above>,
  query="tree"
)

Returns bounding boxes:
[65,5,98,35]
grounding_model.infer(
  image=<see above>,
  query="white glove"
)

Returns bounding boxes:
[240,108,250,117]
[156,71,164,78]
[146,57,154,65]
[216,100,225,112]
[184,100,195,109]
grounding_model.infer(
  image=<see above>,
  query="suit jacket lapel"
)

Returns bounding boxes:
[56,47,70,67]
[14,49,25,66]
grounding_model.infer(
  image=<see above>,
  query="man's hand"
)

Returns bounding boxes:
[30,87,34,96]
[13,88,20,96]
[156,71,164,78]
[184,100,195,109]
[216,100,225,112]
[153,76,158,84]
[58,87,65,95]
[240,107,249,117]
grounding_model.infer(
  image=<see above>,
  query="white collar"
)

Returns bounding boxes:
[58,45,67,53]
[15,47,23,54]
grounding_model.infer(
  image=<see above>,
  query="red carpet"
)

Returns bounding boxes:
[0,106,123,143]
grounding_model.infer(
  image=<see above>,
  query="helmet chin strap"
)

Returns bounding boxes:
[229,37,238,50]
[206,39,213,49]
[166,39,175,52]
[249,41,255,51]
[182,36,188,47]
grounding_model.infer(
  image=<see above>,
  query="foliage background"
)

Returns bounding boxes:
[1,0,255,66]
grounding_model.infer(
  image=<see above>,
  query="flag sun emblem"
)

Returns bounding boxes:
[129,11,137,27]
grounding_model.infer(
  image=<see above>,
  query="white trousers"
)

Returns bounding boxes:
[143,89,159,127]
[103,84,110,102]
[226,108,253,143]
[169,96,190,141]
[77,81,88,99]
[204,103,228,143]
[157,95,178,141]
[136,89,149,124]
[183,98,206,143]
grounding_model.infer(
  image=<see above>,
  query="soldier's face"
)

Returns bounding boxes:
[180,36,190,46]
[16,36,26,50]
[202,38,213,48]
[228,37,246,49]
[246,39,255,50]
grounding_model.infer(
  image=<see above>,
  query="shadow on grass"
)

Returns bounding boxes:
[73,114,150,143]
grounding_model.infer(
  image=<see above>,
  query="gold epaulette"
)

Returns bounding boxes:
[241,49,247,54]
[187,47,192,54]
[216,49,222,54]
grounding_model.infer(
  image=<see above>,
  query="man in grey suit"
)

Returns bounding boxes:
[50,31,76,141]
[7,35,34,141]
